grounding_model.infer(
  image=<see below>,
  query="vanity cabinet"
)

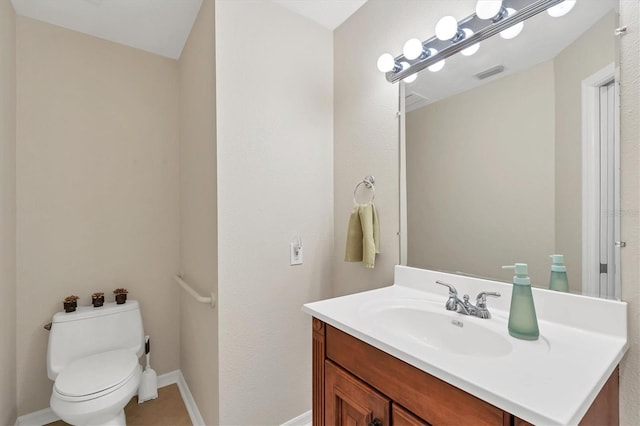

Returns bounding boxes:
[312,318,619,426]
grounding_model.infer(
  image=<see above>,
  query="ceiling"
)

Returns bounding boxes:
[274,0,367,30]
[10,0,368,60]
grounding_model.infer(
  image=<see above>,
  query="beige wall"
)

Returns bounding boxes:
[216,0,333,423]
[0,0,16,424]
[178,0,218,424]
[333,0,474,296]
[16,18,181,414]
[619,2,640,424]
[337,0,639,423]
[406,61,556,286]
[554,11,617,293]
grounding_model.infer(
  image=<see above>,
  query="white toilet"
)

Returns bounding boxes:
[47,300,145,426]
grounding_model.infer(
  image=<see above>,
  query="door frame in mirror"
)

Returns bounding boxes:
[581,63,621,299]
[399,82,407,266]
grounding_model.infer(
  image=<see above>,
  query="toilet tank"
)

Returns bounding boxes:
[47,300,144,380]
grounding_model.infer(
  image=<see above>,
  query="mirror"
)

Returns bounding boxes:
[401,0,620,298]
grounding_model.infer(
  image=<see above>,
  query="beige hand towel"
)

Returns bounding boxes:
[344,202,380,268]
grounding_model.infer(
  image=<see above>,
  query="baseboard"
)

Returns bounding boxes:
[157,369,181,388]
[14,407,59,426]
[281,410,312,426]
[14,370,202,426]
[175,371,206,426]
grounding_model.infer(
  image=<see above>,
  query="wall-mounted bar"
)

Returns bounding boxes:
[174,274,216,308]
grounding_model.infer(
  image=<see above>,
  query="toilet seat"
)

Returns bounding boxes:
[53,350,139,402]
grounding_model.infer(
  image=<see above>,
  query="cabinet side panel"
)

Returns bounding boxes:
[313,318,326,426]
[579,366,619,426]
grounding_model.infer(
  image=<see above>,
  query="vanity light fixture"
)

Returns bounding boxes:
[400,62,418,82]
[547,0,576,17]
[435,16,464,42]
[377,0,575,83]
[475,1,506,21]
[460,29,480,56]
[500,8,524,39]
[376,53,401,73]
[426,49,445,72]
[403,38,427,60]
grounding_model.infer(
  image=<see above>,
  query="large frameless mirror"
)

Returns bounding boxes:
[400,0,621,299]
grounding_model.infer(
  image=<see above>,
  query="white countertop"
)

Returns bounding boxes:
[303,266,628,425]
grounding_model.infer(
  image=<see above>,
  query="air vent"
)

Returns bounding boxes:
[405,92,429,111]
[474,65,506,80]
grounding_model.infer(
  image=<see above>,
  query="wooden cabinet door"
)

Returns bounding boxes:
[392,404,429,426]
[325,360,390,426]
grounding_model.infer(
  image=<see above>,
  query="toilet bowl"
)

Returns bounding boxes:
[50,350,142,426]
[46,301,145,426]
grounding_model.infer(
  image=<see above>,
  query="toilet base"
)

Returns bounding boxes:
[97,409,126,426]
[54,409,126,426]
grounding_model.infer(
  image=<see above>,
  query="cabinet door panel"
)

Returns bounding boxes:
[325,360,390,426]
[392,404,429,426]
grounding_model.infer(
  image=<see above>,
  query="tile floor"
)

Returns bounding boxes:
[47,384,192,426]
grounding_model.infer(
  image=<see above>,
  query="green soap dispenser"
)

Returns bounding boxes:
[502,263,539,341]
[549,254,569,292]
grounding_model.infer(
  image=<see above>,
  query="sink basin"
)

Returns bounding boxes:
[361,300,513,357]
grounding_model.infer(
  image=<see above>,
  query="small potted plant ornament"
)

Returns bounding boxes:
[63,295,79,313]
[91,292,105,307]
[113,288,128,304]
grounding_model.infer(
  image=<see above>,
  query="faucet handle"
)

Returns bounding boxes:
[475,291,501,307]
[435,280,458,296]
[435,281,459,311]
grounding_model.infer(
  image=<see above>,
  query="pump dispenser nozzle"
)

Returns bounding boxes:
[502,263,531,285]
[550,254,567,272]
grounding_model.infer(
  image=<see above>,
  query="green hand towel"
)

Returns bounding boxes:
[344,205,363,262]
[344,202,380,268]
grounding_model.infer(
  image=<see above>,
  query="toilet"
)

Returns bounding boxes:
[47,300,145,426]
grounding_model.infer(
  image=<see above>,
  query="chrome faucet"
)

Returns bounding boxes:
[435,280,500,319]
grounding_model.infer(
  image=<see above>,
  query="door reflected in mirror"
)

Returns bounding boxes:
[401,0,620,299]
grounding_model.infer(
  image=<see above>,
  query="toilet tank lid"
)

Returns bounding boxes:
[54,349,139,397]
[52,300,139,323]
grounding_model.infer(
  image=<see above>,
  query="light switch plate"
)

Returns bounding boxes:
[290,243,303,265]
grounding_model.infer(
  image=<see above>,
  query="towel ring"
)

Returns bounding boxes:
[353,176,375,204]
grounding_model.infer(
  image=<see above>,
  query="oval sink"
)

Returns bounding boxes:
[362,301,513,357]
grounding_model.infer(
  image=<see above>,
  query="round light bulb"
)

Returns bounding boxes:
[475,0,503,20]
[547,0,576,18]
[399,62,417,83]
[403,73,417,83]
[377,53,396,73]
[403,38,424,60]
[500,8,523,39]
[435,16,459,41]
[425,49,445,72]
[460,29,480,56]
